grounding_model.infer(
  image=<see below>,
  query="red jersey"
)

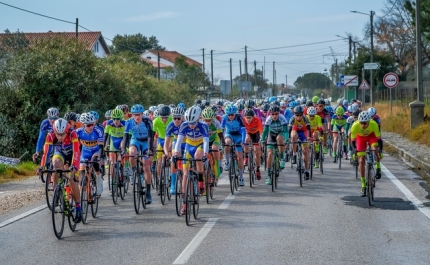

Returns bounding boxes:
[40,128,80,169]
[244,117,263,134]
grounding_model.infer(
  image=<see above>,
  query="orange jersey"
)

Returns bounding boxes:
[244,117,263,134]
[75,121,84,129]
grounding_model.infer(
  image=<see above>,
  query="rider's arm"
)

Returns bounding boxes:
[240,127,246,144]
[146,118,154,151]
[40,134,54,167]
[164,136,171,155]
[95,127,104,158]
[71,131,80,169]
[35,120,49,153]
[122,121,131,152]
[261,125,269,141]
[282,124,289,141]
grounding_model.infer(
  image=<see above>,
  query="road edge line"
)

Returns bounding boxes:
[0,204,47,228]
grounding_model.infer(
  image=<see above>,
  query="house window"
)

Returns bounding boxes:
[94,42,99,53]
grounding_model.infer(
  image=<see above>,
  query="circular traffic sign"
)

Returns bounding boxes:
[383,72,399,88]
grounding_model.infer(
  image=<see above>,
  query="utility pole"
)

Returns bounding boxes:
[239,60,242,80]
[362,67,365,104]
[210,50,214,87]
[230,58,233,94]
[286,75,288,89]
[202,48,205,73]
[273,61,275,96]
[353,41,356,62]
[157,52,160,80]
[245,46,248,81]
[76,18,78,39]
[348,36,352,64]
[263,56,265,82]
[370,10,375,106]
[254,60,257,96]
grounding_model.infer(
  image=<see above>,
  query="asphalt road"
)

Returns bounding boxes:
[1,152,430,265]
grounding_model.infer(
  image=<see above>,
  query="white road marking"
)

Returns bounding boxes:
[0,204,47,228]
[218,192,237,209]
[0,191,4,194]
[173,218,219,264]
[381,163,430,220]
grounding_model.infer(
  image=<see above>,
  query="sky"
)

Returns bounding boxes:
[0,0,392,86]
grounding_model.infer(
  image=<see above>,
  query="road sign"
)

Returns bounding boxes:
[344,75,358,86]
[339,74,344,86]
[364,62,381,70]
[359,79,370,89]
[383,72,399,88]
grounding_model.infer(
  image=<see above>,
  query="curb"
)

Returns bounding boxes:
[383,139,430,179]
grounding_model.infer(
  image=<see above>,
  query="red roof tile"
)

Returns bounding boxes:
[150,50,201,67]
[142,58,170,68]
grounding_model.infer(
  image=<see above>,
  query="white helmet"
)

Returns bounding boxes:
[79,112,96,124]
[143,110,149,116]
[307,106,317,116]
[153,109,159,118]
[53,118,69,134]
[367,107,376,117]
[184,106,202,123]
[47,107,59,119]
[337,99,343,104]
[172,107,185,117]
[348,105,357,113]
[149,106,157,112]
[280,101,287,107]
[358,111,371,122]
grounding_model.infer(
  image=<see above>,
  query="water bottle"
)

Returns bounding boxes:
[193,179,197,195]
[64,185,69,215]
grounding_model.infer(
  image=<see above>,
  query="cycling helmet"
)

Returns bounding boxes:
[300,98,306,105]
[324,99,330,105]
[358,111,371,122]
[272,100,280,106]
[268,96,277,103]
[203,100,210,107]
[337,99,343,104]
[367,107,376,117]
[80,112,96,124]
[64,112,77,122]
[288,101,296,108]
[234,103,244,111]
[143,110,149,116]
[149,106,157,112]
[171,107,185,117]
[177,102,186,109]
[335,106,345,116]
[269,105,280,113]
[343,100,349,106]
[201,108,215,119]
[184,106,202,122]
[158,105,171,117]
[115,105,122,110]
[294,106,304,114]
[194,99,202,106]
[280,101,287,108]
[244,109,255,117]
[105,110,111,119]
[352,109,360,118]
[120,104,129,113]
[245,99,255,108]
[306,100,313,107]
[317,99,325,105]
[111,108,123,119]
[75,114,80,121]
[53,118,70,134]
[225,105,237,115]
[216,100,223,106]
[153,109,159,118]
[47,107,59,119]
[307,106,317,116]
[312,96,319,103]
[89,111,99,120]
[211,105,218,113]
[157,104,164,109]
[262,103,270,112]
[350,98,357,104]
[347,105,355,113]
[131,104,144,114]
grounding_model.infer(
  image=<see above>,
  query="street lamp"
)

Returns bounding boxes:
[351,10,375,106]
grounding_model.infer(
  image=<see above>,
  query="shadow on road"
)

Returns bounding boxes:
[341,196,415,210]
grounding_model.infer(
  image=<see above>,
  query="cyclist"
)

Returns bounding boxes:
[103,110,111,127]
[243,109,263,180]
[89,111,104,131]
[245,99,263,120]
[222,104,246,186]
[104,108,126,186]
[288,106,311,180]
[76,113,105,196]
[306,106,323,168]
[261,105,289,185]
[164,107,186,194]
[122,104,154,204]
[174,106,209,215]
[331,106,348,161]
[153,105,173,195]
[120,104,131,120]
[367,107,381,132]
[350,111,383,197]
[316,99,331,154]
[346,109,360,160]
[37,118,82,223]
[261,103,270,123]
[64,111,80,130]
[33,107,59,162]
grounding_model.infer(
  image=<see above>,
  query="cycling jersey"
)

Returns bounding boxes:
[153,116,173,140]
[331,114,348,132]
[36,119,54,153]
[76,126,104,168]
[244,117,263,135]
[40,128,80,169]
[123,117,154,153]
[207,119,223,143]
[350,119,381,152]
[306,115,323,133]
[104,119,126,151]
[175,121,209,155]
[166,120,186,152]
[221,114,246,138]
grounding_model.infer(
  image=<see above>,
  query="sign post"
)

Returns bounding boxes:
[383,72,399,114]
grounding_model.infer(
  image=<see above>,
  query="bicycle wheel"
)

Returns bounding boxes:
[229,156,235,195]
[123,165,130,194]
[80,177,89,224]
[193,179,200,219]
[45,173,54,211]
[185,177,192,226]
[52,188,65,239]
[298,153,303,187]
[274,155,279,189]
[91,175,98,218]
[133,170,141,214]
[271,154,276,192]
[141,176,147,209]
[249,151,254,188]
[160,163,166,205]
[205,163,211,204]
[367,165,372,206]
[67,195,77,232]
[338,140,342,169]
[166,165,172,201]
[234,161,239,191]
[112,164,119,205]
[119,164,126,200]
[319,142,324,174]
[107,161,111,192]
[175,171,183,216]
[310,146,314,180]
[151,161,157,189]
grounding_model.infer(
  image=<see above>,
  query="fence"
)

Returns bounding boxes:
[373,81,430,108]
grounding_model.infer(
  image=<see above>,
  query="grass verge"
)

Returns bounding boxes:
[0,161,38,185]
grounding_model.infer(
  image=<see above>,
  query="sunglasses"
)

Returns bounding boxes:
[360,122,368,125]
[204,119,213,122]
[228,114,235,117]
[271,113,279,116]
[173,117,182,121]
[132,113,142,116]
[56,133,66,137]
[188,122,197,125]
[309,115,315,118]
[245,116,253,119]
[161,116,169,119]
[295,114,303,117]
[48,117,57,120]
[318,105,324,108]
[113,118,121,121]
[85,124,94,128]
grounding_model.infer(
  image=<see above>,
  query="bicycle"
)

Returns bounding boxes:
[309,140,314,180]
[173,157,202,226]
[159,153,172,205]
[38,162,54,211]
[80,160,100,224]
[105,150,129,204]
[326,131,333,157]
[350,149,359,179]
[266,142,285,192]
[334,131,345,169]
[131,151,151,214]
[365,145,377,206]
[318,137,324,174]
[42,169,77,239]
[292,140,305,187]
[175,158,184,216]
[223,143,241,195]
[245,142,256,188]
[204,148,219,203]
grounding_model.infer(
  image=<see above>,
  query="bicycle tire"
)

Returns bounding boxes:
[310,146,314,180]
[52,188,65,239]
[112,164,119,205]
[166,165,172,201]
[119,164,126,200]
[193,179,200,219]
[91,175,98,218]
[274,154,279,189]
[175,171,183,216]
[367,164,372,206]
[205,163,211,204]
[151,161,157,189]
[298,152,303,187]
[234,160,239,191]
[45,173,54,211]
[185,177,192,226]
[229,155,235,195]
[67,195,77,232]
[160,162,166,205]
[107,161,111,191]
[80,177,89,224]
[141,176,147,209]
[338,138,343,169]
[249,151,254,188]
[133,170,141,214]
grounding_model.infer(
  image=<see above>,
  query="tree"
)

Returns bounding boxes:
[110,33,165,54]
[165,55,209,91]
[294,73,331,90]
[405,0,430,41]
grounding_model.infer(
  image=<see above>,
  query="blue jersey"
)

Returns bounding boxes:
[76,127,104,152]
[175,121,209,154]
[283,109,294,122]
[124,118,151,141]
[221,114,246,142]
[36,119,53,153]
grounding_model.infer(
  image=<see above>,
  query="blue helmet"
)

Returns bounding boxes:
[288,101,297,108]
[269,96,277,103]
[225,105,237,115]
[89,111,99,120]
[131,104,144,114]
[177,102,186,109]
